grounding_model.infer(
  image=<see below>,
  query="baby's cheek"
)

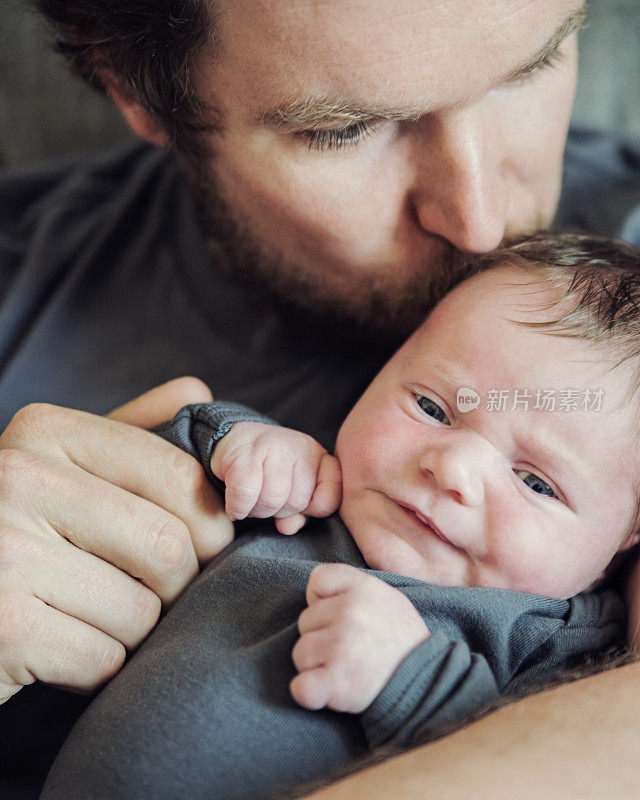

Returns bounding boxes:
[485,505,550,591]
[336,422,378,486]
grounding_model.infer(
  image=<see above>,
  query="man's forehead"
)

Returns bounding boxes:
[214,0,585,115]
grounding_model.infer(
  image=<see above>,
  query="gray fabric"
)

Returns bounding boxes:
[0,129,638,798]
[150,401,276,486]
[0,143,385,451]
[40,520,625,800]
[39,400,626,799]
[555,128,640,242]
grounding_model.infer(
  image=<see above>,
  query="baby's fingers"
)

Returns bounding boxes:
[305,454,342,518]
[272,456,317,520]
[290,667,332,711]
[222,457,264,520]
[275,514,306,535]
[306,563,362,604]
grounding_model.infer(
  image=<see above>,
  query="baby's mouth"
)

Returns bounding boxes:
[394,501,453,546]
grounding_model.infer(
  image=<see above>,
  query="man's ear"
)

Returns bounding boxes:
[619,531,640,553]
[100,71,169,147]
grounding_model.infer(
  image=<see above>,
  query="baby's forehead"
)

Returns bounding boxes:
[406,266,636,402]
[444,262,565,314]
[413,264,562,347]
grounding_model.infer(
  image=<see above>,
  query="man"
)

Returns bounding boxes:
[2,1,640,798]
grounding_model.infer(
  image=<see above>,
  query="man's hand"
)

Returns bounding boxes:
[0,377,233,704]
[211,422,342,535]
[290,564,430,714]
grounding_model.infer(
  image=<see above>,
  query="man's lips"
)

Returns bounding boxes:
[394,501,455,547]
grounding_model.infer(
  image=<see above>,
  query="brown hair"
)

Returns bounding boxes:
[34,0,218,151]
[458,231,640,368]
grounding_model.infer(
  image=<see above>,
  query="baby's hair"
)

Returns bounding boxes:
[455,230,640,556]
[457,231,640,374]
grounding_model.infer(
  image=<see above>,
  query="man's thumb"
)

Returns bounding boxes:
[106,376,213,428]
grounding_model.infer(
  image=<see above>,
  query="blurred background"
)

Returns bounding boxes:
[1,0,640,167]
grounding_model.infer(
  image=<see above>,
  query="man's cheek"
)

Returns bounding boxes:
[220,137,403,253]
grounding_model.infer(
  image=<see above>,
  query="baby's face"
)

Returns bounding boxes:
[336,264,640,599]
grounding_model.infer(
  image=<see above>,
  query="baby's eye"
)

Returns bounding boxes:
[514,470,557,499]
[416,395,451,425]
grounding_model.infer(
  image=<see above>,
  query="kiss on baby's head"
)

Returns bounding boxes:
[336,232,640,600]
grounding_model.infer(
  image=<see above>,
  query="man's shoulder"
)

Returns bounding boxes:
[557,127,640,243]
[0,143,177,243]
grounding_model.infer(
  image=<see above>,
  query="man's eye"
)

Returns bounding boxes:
[416,395,451,426]
[507,46,565,85]
[301,120,373,151]
[514,470,557,499]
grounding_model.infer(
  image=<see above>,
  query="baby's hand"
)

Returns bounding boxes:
[290,564,430,713]
[211,423,342,534]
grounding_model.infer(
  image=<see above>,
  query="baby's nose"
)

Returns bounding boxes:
[419,434,486,507]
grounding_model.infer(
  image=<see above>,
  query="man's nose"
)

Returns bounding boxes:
[409,105,508,253]
[419,432,486,507]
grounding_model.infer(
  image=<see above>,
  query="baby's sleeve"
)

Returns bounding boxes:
[150,400,277,488]
[359,586,626,751]
[360,630,500,749]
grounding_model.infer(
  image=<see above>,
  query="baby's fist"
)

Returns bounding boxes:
[211,423,342,532]
[290,564,430,714]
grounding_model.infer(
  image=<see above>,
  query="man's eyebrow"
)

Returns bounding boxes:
[504,4,587,84]
[258,4,587,131]
[259,98,423,131]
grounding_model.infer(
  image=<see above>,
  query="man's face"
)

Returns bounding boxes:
[335,265,640,599]
[186,0,583,338]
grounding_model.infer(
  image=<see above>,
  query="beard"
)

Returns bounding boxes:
[177,142,466,350]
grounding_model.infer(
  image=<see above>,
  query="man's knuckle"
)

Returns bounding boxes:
[0,594,34,649]
[6,403,44,436]
[0,448,40,492]
[0,526,23,567]
[92,639,126,683]
[0,527,46,576]
[7,403,64,441]
[147,514,193,572]
[163,449,207,500]
[130,587,162,635]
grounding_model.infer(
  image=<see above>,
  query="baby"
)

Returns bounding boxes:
[40,231,640,800]
[159,230,640,714]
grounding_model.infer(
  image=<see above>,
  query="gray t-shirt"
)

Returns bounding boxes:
[39,401,626,800]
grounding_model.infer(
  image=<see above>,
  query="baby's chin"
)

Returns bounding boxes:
[341,511,465,585]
